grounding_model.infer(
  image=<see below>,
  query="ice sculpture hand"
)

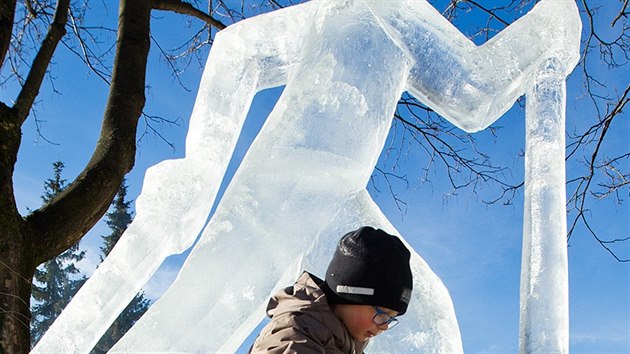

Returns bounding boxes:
[532,0,582,61]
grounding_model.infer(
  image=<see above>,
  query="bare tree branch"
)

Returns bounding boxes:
[566,84,629,261]
[153,0,227,30]
[27,0,152,264]
[0,0,17,69]
[395,94,520,206]
[611,0,628,30]
[465,0,511,26]
[66,7,111,84]
[371,166,409,214]
[13,0,70,122]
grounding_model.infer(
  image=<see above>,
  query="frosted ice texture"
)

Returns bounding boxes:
[520,57,572,353]
[32,0,580,353]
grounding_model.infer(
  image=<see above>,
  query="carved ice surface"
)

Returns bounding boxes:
[32,0,580,353]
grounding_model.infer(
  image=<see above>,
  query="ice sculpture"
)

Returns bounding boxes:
[32,0,581,352]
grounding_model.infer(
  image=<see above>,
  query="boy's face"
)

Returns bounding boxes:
[333,304,398,342]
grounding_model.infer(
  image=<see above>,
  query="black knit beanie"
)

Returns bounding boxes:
[324,226,413,315]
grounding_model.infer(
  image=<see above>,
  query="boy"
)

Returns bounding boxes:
[249,226,413,353]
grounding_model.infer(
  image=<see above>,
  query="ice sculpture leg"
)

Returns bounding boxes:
[519,58,570,353]
[30,23,266,354]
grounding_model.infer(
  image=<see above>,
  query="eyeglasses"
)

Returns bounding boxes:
[372,306,399,329]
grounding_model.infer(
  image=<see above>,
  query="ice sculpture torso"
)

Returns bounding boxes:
[32,0,581,353]
[248,2,410,199]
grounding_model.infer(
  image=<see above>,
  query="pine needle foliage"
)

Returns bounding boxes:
[31,161,87,347]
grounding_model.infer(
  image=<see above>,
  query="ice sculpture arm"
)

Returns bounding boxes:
[366,0,581,132]
[31,3,318,354]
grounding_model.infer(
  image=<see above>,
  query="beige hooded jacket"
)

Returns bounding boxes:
[249,272,369,354]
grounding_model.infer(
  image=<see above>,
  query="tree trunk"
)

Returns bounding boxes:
[0,205,35,353]
[0,0,152,352]
[0,0,16,67]
[0,81,34,354]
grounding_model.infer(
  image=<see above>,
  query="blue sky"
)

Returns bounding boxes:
[5,1,629,353]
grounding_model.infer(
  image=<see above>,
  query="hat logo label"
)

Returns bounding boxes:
[336,285,375,296]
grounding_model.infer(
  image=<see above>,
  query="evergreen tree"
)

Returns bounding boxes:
[31,161,87,346]
[91,180,151,354]
[99,181,134,259]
